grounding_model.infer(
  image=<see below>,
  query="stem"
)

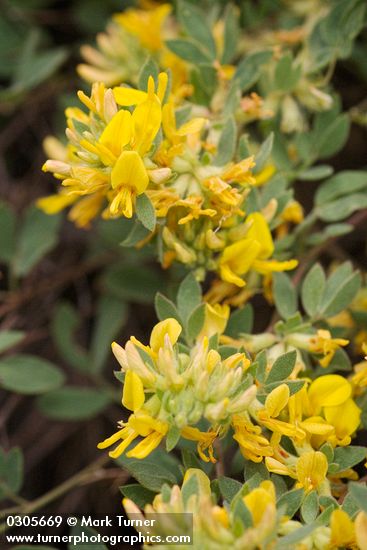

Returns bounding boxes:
[214,440,225,478]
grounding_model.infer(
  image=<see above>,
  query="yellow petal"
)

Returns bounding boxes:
[243,482,276,526]
[219,264,246,287]
[308,374,351,411]
[324,398,361,438]
[157,72,168,103]
[111,150,149,193]
[355,511,367,550]
[122,370,145,412]
[265,383,290,417]
[176,117,207,136]
[220,238,262,284]
[265,457,292,476]
[254,165,276,186]
[132,93,162,155]
[330,509,355,548]
[113,87,148,106]
[246,212,274,259]
[99,109,132,157]
[97,428,126,449]
[37,194,77,214]
[252,258,298,274]
[149,318,182,353]
[126,431,164,459]
[296,451,328,491]
[300,417,334,435]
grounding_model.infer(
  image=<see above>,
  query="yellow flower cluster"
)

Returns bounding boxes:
[123,468,367,550]
[98,318,256,462]
[98,317,363,490]
[38,71,297,288]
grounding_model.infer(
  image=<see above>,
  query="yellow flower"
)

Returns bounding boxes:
[149,318,182,355]
[309,329,349,367]
[355,511,367,550]
[243,480,276,526]
[198,303,230,339]
[329,509,356,549]
[181,426,218,463]
[219,212,298,287]
[122,370,145,412]
[103,319,256,462]
[39,76,167,224]
[97,411,168,459]
[308,374,351,413]
[233,415,274,463]
[114,3,171,52]
[324,398,361,446]
[253,164,276,186]
[257,384,306,440]
[295,450,328,493]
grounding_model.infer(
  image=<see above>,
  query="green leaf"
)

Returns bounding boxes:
[155,293,181,323]
[266,350,297,385]
[234,50,272,91]
[186,303,205,342]
[331,446,366,473]
[244,461,269,482]
[0,355,64,395]
[315,170,367,205]
[317,114,350,159]
[120,484,156,508]
[348,482,367,513]
[0,330,24,354]
[177,1,216,59]
[181,474,199,507]
[104,264,164,304]
[218,477,243,503]
[226,305,254,337]
[253,132,274,173]
[51,302,89,372]
[273,272,297,319]
[118,460,177,492]
[342,492,361,517]
[177,273,202,322]
[317,192,367,222]
[91,296,127,372]
[301,490,319,524]
[166,426,181,452]
[165,39,211,64]
[138,56,159,90]
[135,193,156,232]
[0,446,24,494]
[214,116,237,165]
[306,223,353,246]
[265,379,305,396]
[0,201,16,263]
[37,387,111,421]
[321,271,361,318]
[120,220,150,247]
[14,30,67,91]
[301,264,326,317]
[274,53,301,92]
[275,523,317,548]
[221,4,239,64]
[13,207,61,277]
[181,449,204,471]
[298,165,334,181]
